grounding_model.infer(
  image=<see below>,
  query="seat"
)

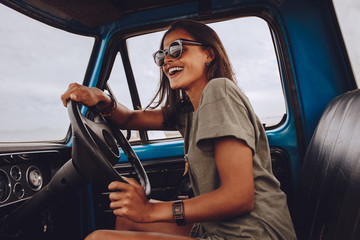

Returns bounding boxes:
[295,89,360,240]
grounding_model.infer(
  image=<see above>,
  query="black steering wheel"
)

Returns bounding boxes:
[67,99,151,196]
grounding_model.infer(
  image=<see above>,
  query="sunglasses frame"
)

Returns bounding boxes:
[153,38,206,67]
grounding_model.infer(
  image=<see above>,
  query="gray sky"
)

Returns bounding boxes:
[333,0,360,80]
[0,4,94,141]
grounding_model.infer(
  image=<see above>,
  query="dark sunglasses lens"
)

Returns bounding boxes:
[154,51,165,66]
[169,42,182,58]
[153,41,183,66]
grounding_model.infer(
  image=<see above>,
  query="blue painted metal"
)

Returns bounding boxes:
[88,38,111,88]
[118,140,185,163]
[267,115,301,188]
[277,0,354,144]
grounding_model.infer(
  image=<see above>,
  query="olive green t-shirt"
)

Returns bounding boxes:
[177,78,296,240]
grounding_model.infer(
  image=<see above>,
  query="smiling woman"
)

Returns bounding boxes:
[0,4,94,142]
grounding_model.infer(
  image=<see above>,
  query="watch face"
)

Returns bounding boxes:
[174,204,183,215]
[173,200,186,225]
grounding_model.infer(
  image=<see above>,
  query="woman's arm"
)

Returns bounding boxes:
[108,136,254,224]
[183,136,254,222]
[61,83,166,130]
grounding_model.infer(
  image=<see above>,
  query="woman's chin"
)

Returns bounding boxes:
[169,81,182,90]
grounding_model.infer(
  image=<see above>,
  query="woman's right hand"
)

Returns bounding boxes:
[60,83,111,111]
[61,83,166,130]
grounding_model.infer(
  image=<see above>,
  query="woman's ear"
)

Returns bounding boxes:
[206,47,215,63]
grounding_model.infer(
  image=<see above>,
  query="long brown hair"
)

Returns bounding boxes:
[148,19,235,125]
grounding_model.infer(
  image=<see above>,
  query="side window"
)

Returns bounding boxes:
[127,31,179,140]
[0,5,94,142]
[122,16,285,141]
[107,53,142,141]
[109,40,180,141]
[332,0,360,87]
[209,18,285,126]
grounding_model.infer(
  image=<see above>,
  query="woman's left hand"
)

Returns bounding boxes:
[108,177,153,223]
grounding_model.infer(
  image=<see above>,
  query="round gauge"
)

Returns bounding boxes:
[13,183,25,199]
[0,169,11,203]
[27,166,43,191]
[10,165,21,181]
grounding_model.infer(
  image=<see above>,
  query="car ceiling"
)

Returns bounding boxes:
[0,0,199,34]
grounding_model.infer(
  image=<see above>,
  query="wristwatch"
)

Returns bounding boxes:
[172,200,186,226]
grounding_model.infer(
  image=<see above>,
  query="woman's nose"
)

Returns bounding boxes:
[163,53,173,66]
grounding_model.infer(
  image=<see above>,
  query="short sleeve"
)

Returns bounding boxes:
[195,78,256,153]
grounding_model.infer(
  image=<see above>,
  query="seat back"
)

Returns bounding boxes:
[295,89,360,240]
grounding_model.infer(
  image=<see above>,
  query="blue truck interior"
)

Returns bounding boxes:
[0,0,358,239]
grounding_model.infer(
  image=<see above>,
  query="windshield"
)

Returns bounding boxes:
[0,5,94,142]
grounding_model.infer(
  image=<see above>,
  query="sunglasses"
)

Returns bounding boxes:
[153,39,207,67]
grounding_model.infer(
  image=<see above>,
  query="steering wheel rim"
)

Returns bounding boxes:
[67,99,151,196]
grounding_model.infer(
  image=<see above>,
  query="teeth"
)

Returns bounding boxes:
[168,67,184,75]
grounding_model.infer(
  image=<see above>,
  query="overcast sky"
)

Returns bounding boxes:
[0,1,359,142]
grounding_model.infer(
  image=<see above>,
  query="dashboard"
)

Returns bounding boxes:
[0,151,61,208]
[0,148,83,239]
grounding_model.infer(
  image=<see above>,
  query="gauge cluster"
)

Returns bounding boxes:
[0,151,58,207]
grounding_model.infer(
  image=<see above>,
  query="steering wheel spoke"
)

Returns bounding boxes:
[67,100,151,196]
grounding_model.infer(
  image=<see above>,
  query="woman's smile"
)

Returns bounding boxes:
[167,66,184,77]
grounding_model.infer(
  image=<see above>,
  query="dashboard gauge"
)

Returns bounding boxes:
[13,183,25,199]
[10,165,21,181]
[0,169,11,203]
[27,166,43,191]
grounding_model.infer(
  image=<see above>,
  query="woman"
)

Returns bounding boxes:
[61,19,296,240]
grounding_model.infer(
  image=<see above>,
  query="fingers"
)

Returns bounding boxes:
[108,177,142,191]
[61,83,80,107]
[109,177,153,222]
[108,191,128,208]
[60,82,104,107]
[108,179,146,207]
[122,176,143,188]
[108,180,129,192]
[107,178,150,222]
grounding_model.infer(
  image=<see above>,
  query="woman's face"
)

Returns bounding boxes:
[162,29,211,91]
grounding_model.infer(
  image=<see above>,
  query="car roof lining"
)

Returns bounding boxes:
[1,0,196,32]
